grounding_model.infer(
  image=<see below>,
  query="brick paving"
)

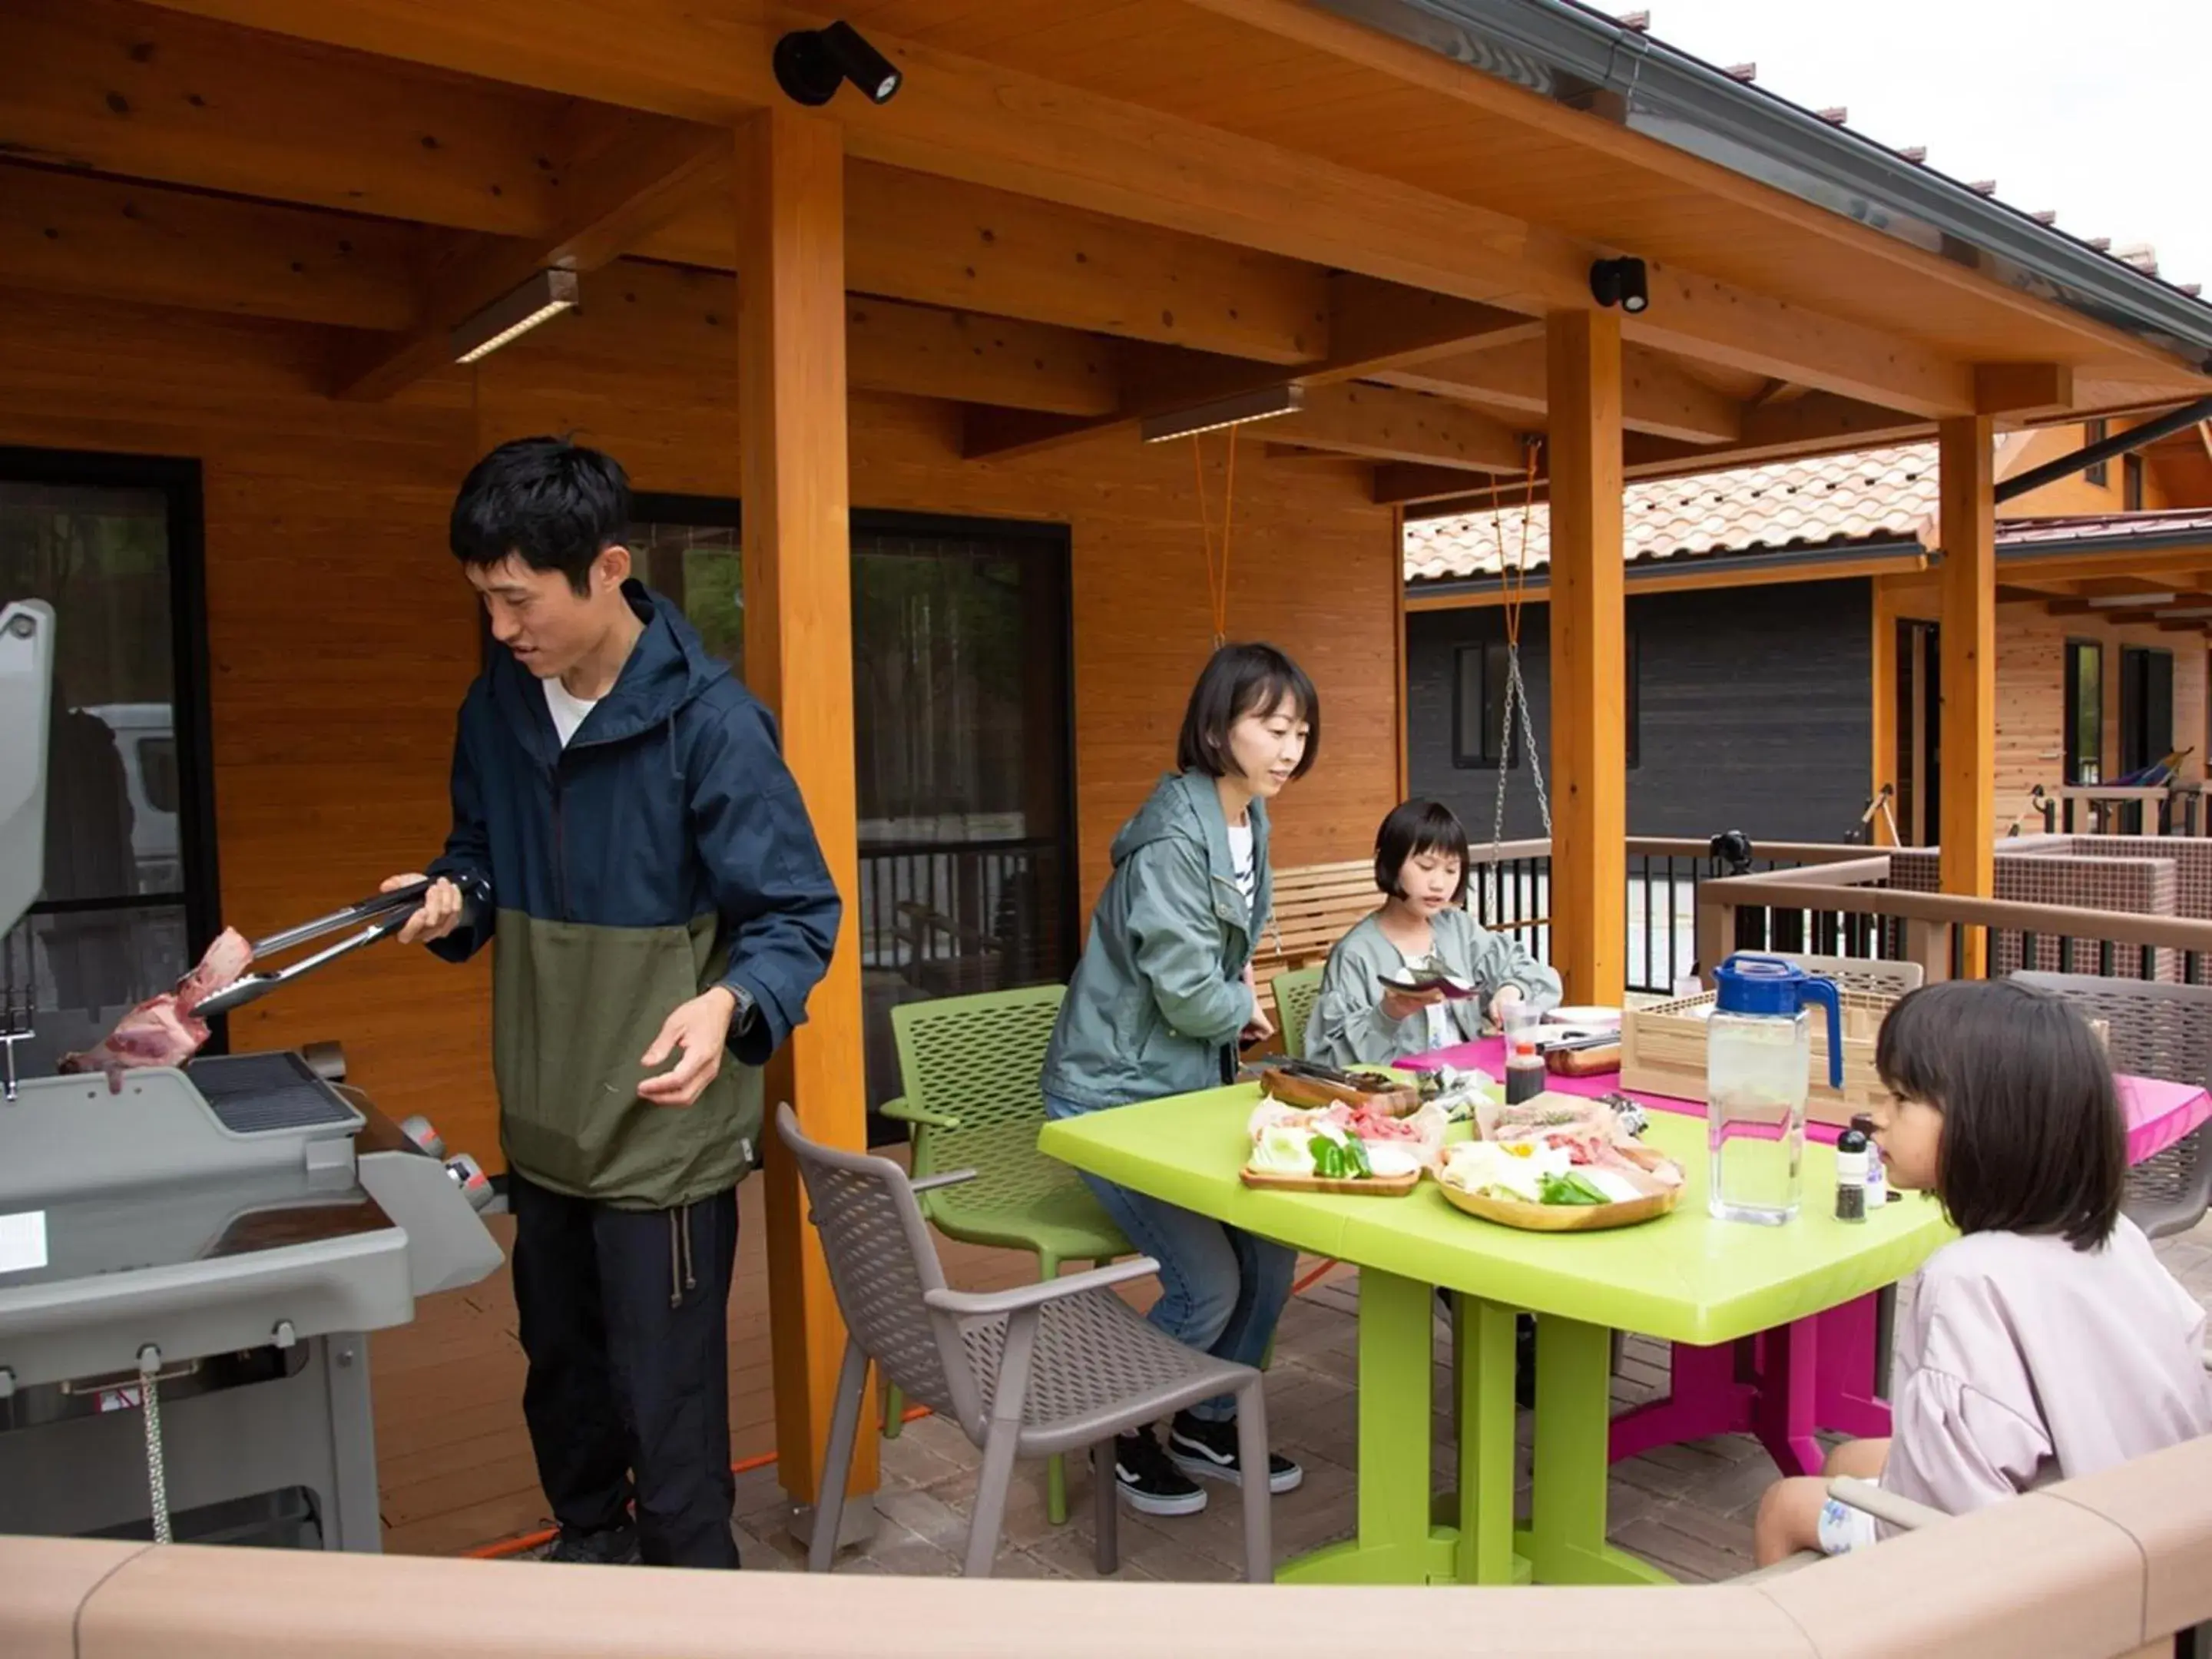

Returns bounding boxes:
[691,1215,2212,1584]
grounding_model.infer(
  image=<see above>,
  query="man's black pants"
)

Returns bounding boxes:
[509,1171,742,1569]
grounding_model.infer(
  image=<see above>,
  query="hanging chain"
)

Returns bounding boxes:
[138,1345,172,1544]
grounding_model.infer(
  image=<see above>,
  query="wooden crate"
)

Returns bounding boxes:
[1618,988,1896,1130]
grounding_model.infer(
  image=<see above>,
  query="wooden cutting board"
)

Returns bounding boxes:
[1259,1066,1421,1115]
[1240,1165,1422,1197]
[1437,1181,1678,1231]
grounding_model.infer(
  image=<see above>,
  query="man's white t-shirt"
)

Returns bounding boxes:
[543,677,600,750]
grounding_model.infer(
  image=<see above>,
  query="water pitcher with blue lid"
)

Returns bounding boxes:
[1707,954,1843,1224]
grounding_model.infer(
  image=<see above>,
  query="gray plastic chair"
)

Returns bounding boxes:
[774,1104,1274,1581]
[2012,972,2212,1239]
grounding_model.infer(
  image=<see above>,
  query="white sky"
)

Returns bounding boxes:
[1625,0,2211,295]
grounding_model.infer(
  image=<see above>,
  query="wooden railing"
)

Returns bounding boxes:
[9,1431,2212,1656]
[1697,855,2212,987]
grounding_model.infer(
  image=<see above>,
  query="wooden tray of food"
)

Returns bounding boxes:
[1258,1064,1420,1116]
[1240,1166,1422,1197]
[1437,1181,1679,1231]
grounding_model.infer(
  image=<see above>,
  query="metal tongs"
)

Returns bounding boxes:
[194,879,436,1018]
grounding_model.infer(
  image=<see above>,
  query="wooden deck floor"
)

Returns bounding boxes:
[374,1200,2212,1579]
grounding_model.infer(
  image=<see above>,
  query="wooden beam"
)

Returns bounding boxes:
[2,0,1330,364]
[126,0,1984,415]
[0,168,1120,413]
[1269,382,1526,472]
[333,114,725,399]
[1938,415,1996,975]
[1177,0,2200,381]
[655,164,1334,366]
[963,278,1530,462]
[0,161,426,329]
[735,107,872,1511]
[845,295,1117,416]
[1975,362,2075,418]
[1385,339,1742,445]
[1547,310,1627,1005]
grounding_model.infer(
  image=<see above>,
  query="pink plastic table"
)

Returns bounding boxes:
[1402,1036,2211,1475]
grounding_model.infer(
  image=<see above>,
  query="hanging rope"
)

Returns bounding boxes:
[1190,425,1240,648]
[1492,439,1553,850]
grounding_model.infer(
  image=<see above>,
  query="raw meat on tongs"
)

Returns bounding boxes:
[58,927,254,1093]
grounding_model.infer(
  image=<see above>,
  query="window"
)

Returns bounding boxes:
[2063,639,2102,785]
[2121,645,2174,777]
[0,450,218,1081]
[1625,626,1642,770]
[2124,453,2147,512]
[1452,641,1515,769]
[621,498,1078,1139]
[2084,419,2110,488]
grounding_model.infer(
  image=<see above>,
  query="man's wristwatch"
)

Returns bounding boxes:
[727,983,760,1035]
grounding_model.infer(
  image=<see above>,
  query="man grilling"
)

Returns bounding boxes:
[386,436,840,1570]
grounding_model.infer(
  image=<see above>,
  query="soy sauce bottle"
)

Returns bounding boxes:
[1834,1119,1869,1222]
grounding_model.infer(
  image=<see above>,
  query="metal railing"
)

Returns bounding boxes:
[856,836,1068,996]
[1463,837,1892,995]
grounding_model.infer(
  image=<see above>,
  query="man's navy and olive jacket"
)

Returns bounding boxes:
[429,583,840,1210]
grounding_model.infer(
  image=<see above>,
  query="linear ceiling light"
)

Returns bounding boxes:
[2087,591,2177,608]
[451,269,580,365]
[1140,386,1305,444]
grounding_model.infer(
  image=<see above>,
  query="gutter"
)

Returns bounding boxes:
[1308,0,2212,368]
[1403,517,2212,601]
[1403,536,1926,603]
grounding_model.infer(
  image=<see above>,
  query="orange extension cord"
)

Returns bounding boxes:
[462,1404,935,1560]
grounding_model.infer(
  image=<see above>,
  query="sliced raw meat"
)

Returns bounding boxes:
[58,927,253,1093]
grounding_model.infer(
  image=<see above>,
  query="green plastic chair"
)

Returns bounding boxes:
[1270,965,1324,1061]
[881,982,1131,1523]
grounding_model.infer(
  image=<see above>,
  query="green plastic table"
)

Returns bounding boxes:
[1037,1084,1954,1587]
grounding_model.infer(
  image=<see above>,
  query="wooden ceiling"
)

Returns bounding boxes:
[3,0,2207,505]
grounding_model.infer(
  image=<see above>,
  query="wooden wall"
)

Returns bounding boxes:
[1889,574,2207,834]
[2002,419,2182,516]
[0,273,1400,1171]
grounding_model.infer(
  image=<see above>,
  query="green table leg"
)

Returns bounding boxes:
[1520,1314,1674,1587]
[1279,1268,1457,1584]
[1454,1296,1523,1586]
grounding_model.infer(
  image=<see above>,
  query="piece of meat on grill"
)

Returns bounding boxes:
[58,927,254,1094]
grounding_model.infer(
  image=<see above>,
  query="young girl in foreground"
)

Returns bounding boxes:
[1753,979,2212,1565]
[1040,642,1316,1518]
[1303,798,1560,1071]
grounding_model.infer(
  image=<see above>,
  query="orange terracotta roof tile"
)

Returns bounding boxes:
[1402,443,1942,584]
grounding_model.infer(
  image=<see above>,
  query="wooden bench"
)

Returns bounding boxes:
[1250,858,1379,1028]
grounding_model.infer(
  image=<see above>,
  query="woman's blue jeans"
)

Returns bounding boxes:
[1045,1092,1295,1422]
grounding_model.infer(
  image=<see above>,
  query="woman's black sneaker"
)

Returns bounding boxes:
[1101,1430,1208,1516]
[545,1522,641,1565]
[1166,1411,1304,1494]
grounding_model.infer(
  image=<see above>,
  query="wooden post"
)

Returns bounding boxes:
[734,108,875,1509]
[1547,310,1627,1005]
[1938,415,1996,975]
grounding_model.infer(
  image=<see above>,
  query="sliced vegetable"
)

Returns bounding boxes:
[1537,1171,1611,1207]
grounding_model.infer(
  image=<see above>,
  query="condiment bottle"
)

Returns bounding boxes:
[1502,1005,1545,1104]
[1833,1119,1869,1222]
[1851,1113,1887,1208]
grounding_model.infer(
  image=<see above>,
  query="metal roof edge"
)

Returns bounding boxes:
[1404,536,1926,599]
[1309,0,2212,367]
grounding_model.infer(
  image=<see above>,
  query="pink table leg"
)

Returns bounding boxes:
[1811,1294,1892,1439]
[1750,1316,1823,1477]
[1608,1337,1757,1464]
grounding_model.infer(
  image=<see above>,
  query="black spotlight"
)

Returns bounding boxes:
[773,22,902,107]
[1588,256,1650,313]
